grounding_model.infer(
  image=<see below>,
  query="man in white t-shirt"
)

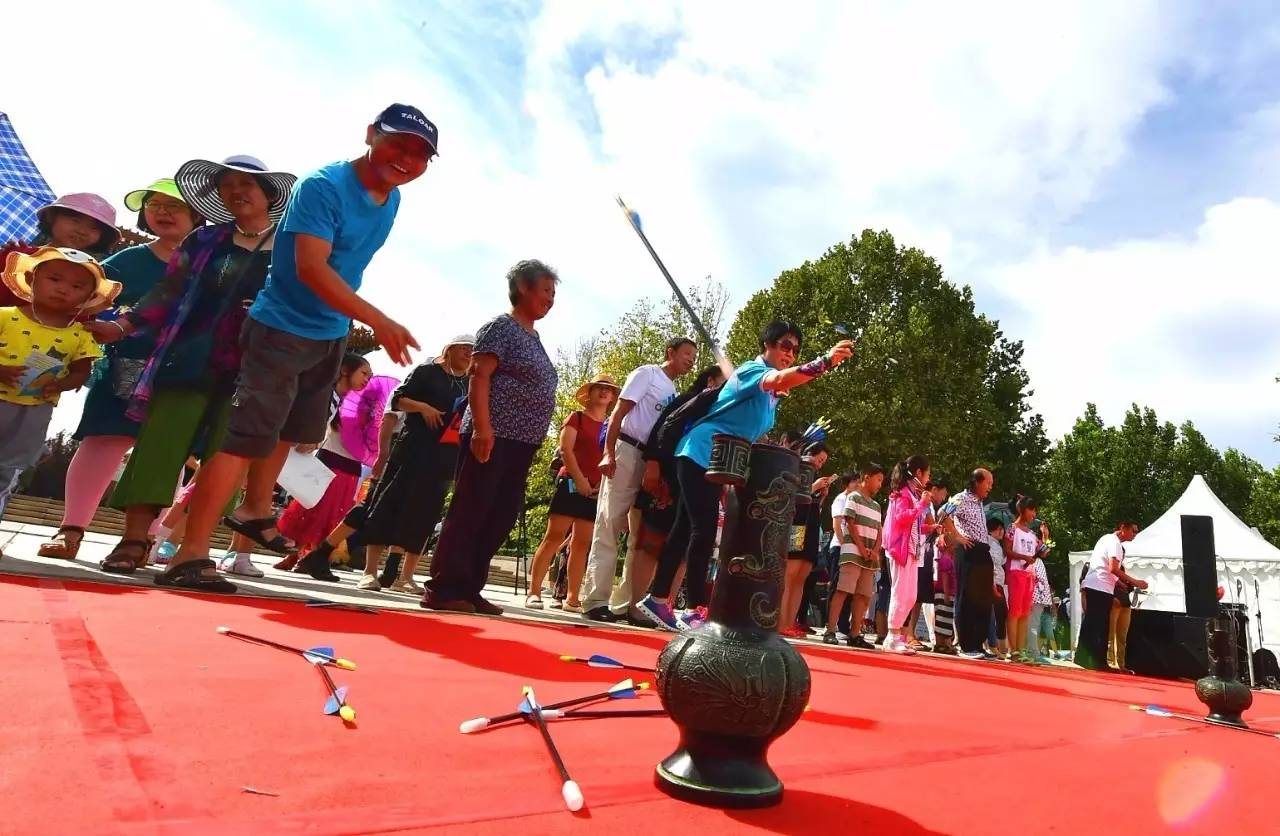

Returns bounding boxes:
[1075,521,1144,670]
[581,338,698,621]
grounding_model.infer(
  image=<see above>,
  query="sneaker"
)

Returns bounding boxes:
[636,595,679,631]
[470,596,504,616]
[390,578,422,594]
[583,606,620,623]
[153,541,177,566]
[678,606,709,631]
[356,574,381,591]
[298,551,340,582]
[822,631,839,645]
[525,594,544,609]
[847,635,873,650]
[221,551,264,578]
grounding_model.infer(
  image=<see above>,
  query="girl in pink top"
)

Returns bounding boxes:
[884,454,933,654]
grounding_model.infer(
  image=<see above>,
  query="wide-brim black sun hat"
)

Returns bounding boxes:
[174,155,297,225]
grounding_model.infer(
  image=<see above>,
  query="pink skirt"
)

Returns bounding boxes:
[1006,568,1034,618]
[278,467,360,551]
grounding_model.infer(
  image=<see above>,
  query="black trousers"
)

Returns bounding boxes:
[363,449,455,554]
[1074,587,1113,670]
[428,435,538,602]
[650,457,721,608]
[956,541,994,653]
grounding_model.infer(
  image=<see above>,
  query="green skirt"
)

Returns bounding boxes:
[110,388,231,510]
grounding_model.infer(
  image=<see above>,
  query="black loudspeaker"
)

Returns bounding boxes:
[1126,608,1251,685]
[1181,515,1218,618]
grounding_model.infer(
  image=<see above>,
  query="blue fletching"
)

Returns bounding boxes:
[304,646,335,665]
[323,686,349,715]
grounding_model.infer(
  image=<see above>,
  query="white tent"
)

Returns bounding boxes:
[1068,475,1280,660]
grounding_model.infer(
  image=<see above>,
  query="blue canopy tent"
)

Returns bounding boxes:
[0,112,56,243]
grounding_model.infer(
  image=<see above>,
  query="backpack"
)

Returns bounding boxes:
[648,386,723,463]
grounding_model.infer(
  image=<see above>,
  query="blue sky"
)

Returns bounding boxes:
[7,0,1280,465]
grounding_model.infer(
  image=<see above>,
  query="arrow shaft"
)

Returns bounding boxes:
[222,629,341,666]
[616,197,732,379]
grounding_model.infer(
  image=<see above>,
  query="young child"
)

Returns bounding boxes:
[987,517,1009,659]
[0,248,118,535]
[1,194,120,308]
[1005,495,1044,664]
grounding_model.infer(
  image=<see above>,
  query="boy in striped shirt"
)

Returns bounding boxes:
[824,462,885,648]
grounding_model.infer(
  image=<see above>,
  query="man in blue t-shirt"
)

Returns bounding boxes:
[167,104,437,591]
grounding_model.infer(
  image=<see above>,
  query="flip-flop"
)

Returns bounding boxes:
[153,558,237,593]
[222,515,296,554]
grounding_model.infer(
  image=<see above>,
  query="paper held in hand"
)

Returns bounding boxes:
[278,449,335,509]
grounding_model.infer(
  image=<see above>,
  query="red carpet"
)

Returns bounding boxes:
[3,574,1275,834]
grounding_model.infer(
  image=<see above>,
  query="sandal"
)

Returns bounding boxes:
[38,526,86,560]
[99,539,151,574]
[222,515,296,554]
[154,558,237,593]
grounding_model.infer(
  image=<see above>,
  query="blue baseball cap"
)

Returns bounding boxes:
[374,103,439,155]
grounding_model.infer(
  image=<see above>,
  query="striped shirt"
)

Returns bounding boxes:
[842,491,882,569]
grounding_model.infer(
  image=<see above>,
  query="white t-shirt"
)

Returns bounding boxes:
[1084,532,1125,594]
[830,490,850,549]
[1008,526,1039,572]
[988,535,1006,588]
[618,364,678,442]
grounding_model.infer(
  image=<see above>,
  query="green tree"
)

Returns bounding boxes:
[725,229,1047,494]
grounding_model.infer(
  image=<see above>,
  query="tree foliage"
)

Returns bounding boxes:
[725,229,1047,493]
[1040,403,1270,590]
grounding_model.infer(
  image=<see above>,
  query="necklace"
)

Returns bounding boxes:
[26,307,68,328]
[235,222,272,238]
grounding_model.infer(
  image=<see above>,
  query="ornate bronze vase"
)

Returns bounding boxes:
[1195,615,1252,727]
[654,441,812,808]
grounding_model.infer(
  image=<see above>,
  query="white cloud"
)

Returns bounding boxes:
[988,197,1280,460]
[8,1,1274,464]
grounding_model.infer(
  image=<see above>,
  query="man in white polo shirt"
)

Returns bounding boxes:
[1075,520,1145,671]
[581,338,698,621]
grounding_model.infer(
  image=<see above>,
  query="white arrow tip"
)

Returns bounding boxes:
[562,780,584,811]
[458,717,488,734]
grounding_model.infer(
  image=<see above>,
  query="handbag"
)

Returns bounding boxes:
[110,357,147,399]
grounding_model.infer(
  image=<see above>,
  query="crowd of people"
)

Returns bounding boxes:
[0,101,1146,674]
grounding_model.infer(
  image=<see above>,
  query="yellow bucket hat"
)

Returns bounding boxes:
[1,247,122,313]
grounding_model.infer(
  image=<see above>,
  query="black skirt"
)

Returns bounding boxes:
[548,478,599,522]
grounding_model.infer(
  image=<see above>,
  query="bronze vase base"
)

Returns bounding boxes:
[656,732,782,808]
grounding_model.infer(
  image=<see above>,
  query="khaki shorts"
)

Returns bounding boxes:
[836,561,875,597]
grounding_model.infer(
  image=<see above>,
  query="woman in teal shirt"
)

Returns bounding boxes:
[38,179,202,561]
[637,320,853,631]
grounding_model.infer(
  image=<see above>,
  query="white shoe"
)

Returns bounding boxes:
[222,551,264,578]
[390,578,422,594]
[356,575,381,591]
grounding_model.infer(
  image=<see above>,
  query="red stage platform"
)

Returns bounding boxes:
[3,574,1274,834]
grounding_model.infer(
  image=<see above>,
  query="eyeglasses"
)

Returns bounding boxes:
[776,339,800,353]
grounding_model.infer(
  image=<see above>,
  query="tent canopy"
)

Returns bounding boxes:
[1125,474,1280,563]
